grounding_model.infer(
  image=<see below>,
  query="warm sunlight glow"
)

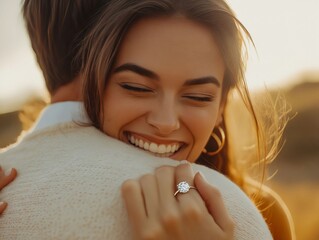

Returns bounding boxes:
[0,0,318,112]
[228,0,319,89]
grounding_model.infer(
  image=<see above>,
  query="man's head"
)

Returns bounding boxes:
[22,0,106,96]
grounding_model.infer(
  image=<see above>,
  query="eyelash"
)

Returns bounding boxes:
[119,83,153,92]
[119,83,214,102]
[184,96,214,102]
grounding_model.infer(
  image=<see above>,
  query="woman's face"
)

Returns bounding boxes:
[102,16,225,162]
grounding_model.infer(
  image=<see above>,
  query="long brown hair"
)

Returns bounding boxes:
[79,0,285,191]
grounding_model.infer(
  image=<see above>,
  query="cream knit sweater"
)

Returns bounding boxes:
[0,123,272,239]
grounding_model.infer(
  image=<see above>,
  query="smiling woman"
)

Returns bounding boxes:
[102,16,225,163]
[0,0,294,239]
[75,0,295,239]
[80,0,246,183]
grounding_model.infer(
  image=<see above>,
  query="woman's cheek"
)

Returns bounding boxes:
[182,110,218,161]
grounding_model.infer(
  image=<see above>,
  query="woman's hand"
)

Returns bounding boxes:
[0,167,17,214]
[121,162,234,240]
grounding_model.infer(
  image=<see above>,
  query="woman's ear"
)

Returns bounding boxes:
[216,100,226,126]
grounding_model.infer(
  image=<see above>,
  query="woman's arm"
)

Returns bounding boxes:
[259,186,295,240]
[121,162,234,240]
[248,181,296,240]
[0,167,17,214]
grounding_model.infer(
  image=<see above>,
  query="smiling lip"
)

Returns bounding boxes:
[125,131,184,157]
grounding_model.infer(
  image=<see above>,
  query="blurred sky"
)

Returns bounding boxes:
[0,0,319,113]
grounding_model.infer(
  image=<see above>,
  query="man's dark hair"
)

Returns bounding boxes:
[22,0,106,94]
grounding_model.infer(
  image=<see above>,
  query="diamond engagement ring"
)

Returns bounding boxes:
[174,181,196,197]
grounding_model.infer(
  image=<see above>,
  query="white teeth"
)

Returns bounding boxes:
[171,145,176,153]
[139,139,144,148]
[128,134,181,156]
[149,143,158,153]
[158,144,166,154]
[144,142,149,150]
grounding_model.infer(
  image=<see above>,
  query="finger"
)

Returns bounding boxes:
[155,166,176,204]
[174,162,210,234]
[0,166,4,178]
[121,179,147,231]
[0,202,8,214]
[174,162,205,208]
[194,172,235,232]
[0,168,18,190]
[139,174,159,218]
[155,166,183,237]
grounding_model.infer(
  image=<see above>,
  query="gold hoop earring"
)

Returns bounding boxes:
[203,126,225,156]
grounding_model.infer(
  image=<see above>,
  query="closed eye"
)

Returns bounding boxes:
[119,83,153,93]
[184,95,214,102]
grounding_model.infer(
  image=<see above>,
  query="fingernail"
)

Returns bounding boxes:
[0,202,6,206]
[179,160,189,165]
[5,168,13,176]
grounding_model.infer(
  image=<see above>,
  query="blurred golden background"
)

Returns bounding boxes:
[1,1,319,239]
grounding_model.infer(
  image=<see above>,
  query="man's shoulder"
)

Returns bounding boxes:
[1,123,110,152]
[0,123,110,163]
[0,122,174,171]
[0,123,272,239]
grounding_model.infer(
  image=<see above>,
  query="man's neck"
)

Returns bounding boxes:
[50,77,83,103]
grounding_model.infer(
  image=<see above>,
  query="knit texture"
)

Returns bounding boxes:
[0,123,272,239]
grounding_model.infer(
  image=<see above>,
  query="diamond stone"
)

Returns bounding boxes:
[177,181,190,193]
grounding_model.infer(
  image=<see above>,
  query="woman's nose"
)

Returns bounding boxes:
[146,101,180,135]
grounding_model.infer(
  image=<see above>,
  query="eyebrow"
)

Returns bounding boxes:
[184,77,220,87]
[113,63,220,87]
[113,63,159,79]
